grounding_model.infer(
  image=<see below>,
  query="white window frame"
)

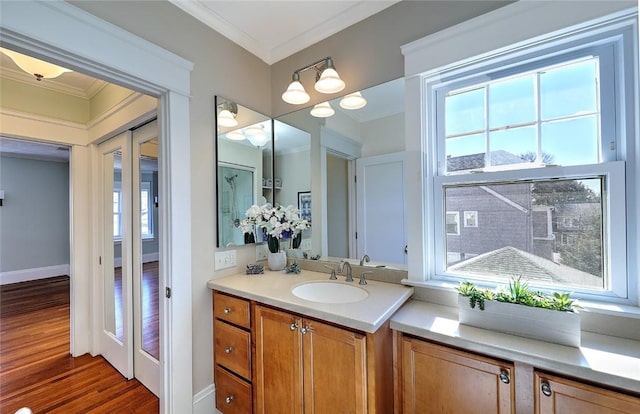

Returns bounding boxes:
[402,4,638,306]
[463,211,478,228]
[445,211,460,235]
[113,183,122,241]
[140,181,154,239]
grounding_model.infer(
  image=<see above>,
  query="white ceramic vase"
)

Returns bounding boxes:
[267,251,287,271]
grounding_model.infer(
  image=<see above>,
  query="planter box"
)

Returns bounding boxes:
[457,295,581,347]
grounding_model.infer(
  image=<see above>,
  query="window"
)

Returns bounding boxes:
[140,181,153,238]
[463,211,478,228]
[445,212,460,235]
[418,9,637,303]
[113,182,154,240]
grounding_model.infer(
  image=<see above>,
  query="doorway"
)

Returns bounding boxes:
[98,120,160,396]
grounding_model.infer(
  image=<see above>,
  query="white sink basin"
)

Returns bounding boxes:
[291,281,369,304]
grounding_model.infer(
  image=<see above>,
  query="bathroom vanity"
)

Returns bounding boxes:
[208,270,413,413]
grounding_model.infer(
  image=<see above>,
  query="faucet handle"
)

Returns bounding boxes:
[359,270,373,285]
[323,265,337,280]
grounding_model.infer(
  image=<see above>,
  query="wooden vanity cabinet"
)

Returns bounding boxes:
[253,304,393,414]
[213,291,253,413]
[398,335,515,414]
[534,371,640,414]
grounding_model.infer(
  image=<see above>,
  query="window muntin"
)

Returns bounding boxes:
[443,57,601,174]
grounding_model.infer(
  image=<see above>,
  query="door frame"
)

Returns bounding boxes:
[1,2,194,412]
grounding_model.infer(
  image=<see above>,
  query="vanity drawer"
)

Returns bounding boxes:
[214,319,251,379]
[214,291,250,328]
[215,365,252,414]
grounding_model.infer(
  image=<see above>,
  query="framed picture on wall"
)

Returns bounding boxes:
[298,191,311,222]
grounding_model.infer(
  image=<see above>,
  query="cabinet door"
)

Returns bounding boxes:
[302,319,367,414]
[254,305,304,414]
[402,337,514,414]
[535,371,640,413]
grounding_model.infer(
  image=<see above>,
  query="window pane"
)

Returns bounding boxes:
[489,126,537,166]
[541,116,598,166]
[446,133,485,172]
[444,178,604,290]
[141,189,150,235]
[445,88,485,136]
[489,75,535,128]
[540,59,598,121]
[114,214,120,237]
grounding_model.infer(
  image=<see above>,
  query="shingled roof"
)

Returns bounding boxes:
[447,150,525,172]
[449,246,602,288]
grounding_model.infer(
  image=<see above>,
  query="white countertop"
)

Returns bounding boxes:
[391,300,640,394]
[208,270,414,333]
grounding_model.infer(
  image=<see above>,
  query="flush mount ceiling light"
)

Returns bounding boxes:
[282,56,345,105]
[0,47,72,81]
[217,101,238,127]
[310,102,335,118]
[339,91,367,110]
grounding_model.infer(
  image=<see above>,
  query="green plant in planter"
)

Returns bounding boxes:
[457,277,580,313]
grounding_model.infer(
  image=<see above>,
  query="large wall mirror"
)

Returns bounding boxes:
[215,96,272,248]
[273,78,407,268]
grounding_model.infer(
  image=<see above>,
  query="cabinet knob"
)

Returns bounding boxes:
[223,307,231,314]
[499,369,510,384]
[225,395,234,404]
[541,381,552,397]
[290,322,298,331]
[224,346,233,354]
[301,325,311,335]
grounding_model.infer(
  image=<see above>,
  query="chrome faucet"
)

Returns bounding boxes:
[338,261,354,282]
[323,264,338,280]
[359,254,370,266]
[359,270,373,285]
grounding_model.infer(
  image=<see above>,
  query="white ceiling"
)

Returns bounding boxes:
[168,0,400,64]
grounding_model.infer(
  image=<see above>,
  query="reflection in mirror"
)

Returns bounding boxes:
[104,149,123,340]
[138,137,159,360]
[273,78,407,268]
[216,96,271,247]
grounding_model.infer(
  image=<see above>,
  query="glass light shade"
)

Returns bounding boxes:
[282,81,310,104]
[1,48,71,79]
[246,133,268,147]
[217,109,238,127]
[314,68,345,94]
[310,102,335,118]
[225,130,244,141]
[339,91,367,110]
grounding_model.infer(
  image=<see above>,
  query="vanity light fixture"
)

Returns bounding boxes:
[225,130,245,141]
[310,102,335,118]
[0,47,71,81]
[282,57,345,105]
[245,125,269,148]
[217,101,238,127]
[339,91,367,110]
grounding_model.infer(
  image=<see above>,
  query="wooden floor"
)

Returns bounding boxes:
[0,276,159,413]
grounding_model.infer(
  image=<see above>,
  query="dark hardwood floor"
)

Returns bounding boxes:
[0,276,159,413]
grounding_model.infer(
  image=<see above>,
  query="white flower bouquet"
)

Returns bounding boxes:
[240,203,310,253]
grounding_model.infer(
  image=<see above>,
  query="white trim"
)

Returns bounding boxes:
[0,108,88,145]
[0,264,70,285]
[1,1,194,412]
[113,253,158,268]
[86,92,157,142]
[192,384,216,414]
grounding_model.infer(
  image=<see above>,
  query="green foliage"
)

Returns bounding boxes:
[285,260,302,274]
[457,277,579,312]
[558,211,602,277]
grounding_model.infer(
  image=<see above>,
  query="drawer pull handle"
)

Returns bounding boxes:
[290,322,298,331]
[541,381,552,397]
[223,307,232,314]
[499,369,510,384]
[224,346,233,354]
[225,395,234,404]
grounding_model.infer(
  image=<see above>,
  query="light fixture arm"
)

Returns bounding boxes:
[291,56,334,79]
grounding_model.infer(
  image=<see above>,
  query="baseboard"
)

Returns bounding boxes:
[192,383,217,414]
[0,264,70,285]
[113,252,159,268]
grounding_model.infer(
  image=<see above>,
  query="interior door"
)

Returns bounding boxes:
[356,152,407,265]
[132,121,160,396]
[99,132,133,379]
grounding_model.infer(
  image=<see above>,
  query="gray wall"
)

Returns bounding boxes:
[0,156,70,272]
[271,1,512,116]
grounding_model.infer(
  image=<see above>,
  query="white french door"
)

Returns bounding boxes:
[356,152,407,265]
[98,120,160,396]
[99,132,133,379]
